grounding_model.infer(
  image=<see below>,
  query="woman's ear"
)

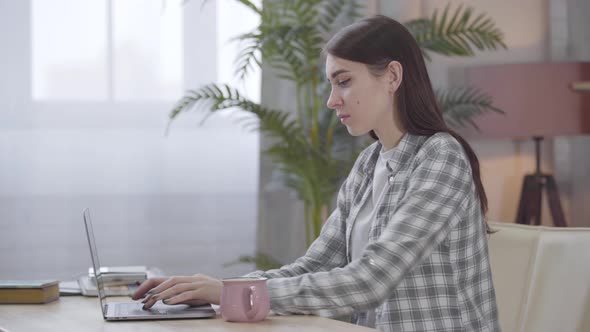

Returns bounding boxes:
[387,61,403,93]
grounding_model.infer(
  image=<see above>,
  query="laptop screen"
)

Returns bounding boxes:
[83,208,108,317]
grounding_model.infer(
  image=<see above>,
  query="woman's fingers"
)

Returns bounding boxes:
[149,281,201,306]
[146,276,196,296]
[163,276,222,305]
[162,288,204,305]
[131,277,167,300]
[141,277,200,309]
[138,274,222,309]
[179,299,210,307]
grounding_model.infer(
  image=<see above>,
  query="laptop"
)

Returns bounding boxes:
[82,208,217,321]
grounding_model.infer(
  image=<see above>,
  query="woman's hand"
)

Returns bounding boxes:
[132,274,222,309]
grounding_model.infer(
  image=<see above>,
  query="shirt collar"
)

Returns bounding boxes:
[362,133,427,175]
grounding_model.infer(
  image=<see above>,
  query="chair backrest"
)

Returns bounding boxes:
[487,222,590,332]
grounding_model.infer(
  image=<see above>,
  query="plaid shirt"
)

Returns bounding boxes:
[247,133,500,331]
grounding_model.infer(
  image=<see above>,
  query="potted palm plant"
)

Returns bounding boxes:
[170,1,506,268]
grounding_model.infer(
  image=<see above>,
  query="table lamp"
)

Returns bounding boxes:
[461,62,590,227]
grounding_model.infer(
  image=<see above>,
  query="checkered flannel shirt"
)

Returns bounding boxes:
[246,133,501,332]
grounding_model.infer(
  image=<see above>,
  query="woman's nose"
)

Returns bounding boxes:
[326,91,341,110]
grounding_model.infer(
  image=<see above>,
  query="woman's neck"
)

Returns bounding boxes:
[378,132,404,151]
[374,104,405,151]
[374,125,405,151]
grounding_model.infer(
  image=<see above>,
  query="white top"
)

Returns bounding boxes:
[349,147,396,328]
[350,146,395,260]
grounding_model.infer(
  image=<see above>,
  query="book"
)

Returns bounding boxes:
[78,275,138,297]
[78,266,163,297]
[88,265,147,286]
[0,280,60,304]
[89,265,147,275]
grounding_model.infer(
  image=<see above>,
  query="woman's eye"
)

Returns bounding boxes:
[337,79,351,87]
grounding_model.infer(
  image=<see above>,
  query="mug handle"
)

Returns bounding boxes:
[245,286,261,320]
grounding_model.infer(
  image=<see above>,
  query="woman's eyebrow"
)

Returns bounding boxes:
[330,69,350,79]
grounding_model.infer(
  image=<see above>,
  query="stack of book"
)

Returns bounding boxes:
[0,280,60,304]
[2,266,156,300]
[79,265,149,297]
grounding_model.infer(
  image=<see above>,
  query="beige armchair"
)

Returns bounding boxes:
[487,222,590,332]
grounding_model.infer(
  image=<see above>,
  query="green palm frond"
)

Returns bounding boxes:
[437,87,504,130]
[265,141,341,204]
[169,84,306,147]
[280,0,321,26]
[231,1,287,80]
[269,27,311,81]
[233,24,309,84]
[232,1,360,84]
[235,0,261,14]
[168,83,341,205]
[406,4,507,59]
[404,18,432,37]
[233,33,262,80]
[229,4,267,80]
[318,0,363,38]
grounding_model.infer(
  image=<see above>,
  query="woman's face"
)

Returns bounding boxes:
[325,54,400,137]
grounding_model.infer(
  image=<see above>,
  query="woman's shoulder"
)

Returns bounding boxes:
[421,132,463,153]
[351,132,468,172]
[414,132,470,170]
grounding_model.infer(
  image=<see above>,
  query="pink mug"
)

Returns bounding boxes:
[220,277,270,322]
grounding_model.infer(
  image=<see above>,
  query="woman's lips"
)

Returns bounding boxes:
[338,114,351,123]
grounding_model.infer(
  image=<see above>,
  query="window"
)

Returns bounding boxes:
[3,0,262,280]
[32,0,183,101]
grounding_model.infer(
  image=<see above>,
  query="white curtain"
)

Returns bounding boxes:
[0,0,261,280]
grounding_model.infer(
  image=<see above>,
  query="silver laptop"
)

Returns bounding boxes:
[82,208,216,321]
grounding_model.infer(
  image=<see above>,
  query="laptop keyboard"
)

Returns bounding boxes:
[113,302,168,316]
[108,302,215,319]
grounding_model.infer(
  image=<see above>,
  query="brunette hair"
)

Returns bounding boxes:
[325,15,489,225]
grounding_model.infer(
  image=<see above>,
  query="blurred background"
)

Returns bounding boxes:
[1,0,589,282]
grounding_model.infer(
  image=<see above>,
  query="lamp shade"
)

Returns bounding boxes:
[460,62,590,139]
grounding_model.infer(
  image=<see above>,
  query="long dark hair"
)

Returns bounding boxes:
[325,15,489,223]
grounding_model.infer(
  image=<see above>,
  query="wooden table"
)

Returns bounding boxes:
[0,296,376,331]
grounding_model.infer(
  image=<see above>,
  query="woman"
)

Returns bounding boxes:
[134,15,500,332]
